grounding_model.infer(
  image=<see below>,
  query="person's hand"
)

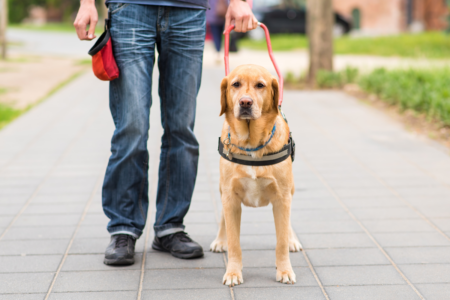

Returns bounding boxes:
[224,0,258,33]
[74,0,98,40]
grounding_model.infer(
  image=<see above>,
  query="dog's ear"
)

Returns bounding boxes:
[220,77,228,116]
[271,77,279,112]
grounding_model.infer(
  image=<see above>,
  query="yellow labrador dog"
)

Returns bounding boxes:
[210,64,302,286]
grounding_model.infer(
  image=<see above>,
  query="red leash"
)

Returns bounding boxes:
[223,23,284,107]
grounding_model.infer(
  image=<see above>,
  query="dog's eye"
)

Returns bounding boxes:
[256,83,265,88]
[232,82,240,88]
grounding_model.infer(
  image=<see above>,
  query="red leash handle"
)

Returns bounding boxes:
[224,23,284,107]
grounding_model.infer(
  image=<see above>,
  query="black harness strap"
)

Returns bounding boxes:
[218,136,295,166]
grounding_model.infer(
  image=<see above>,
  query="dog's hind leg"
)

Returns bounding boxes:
[222,194,244,286]
[273,200,296,284]
[210,211,227,252]
[289,221,303,252]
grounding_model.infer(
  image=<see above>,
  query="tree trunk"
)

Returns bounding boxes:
[307,0,333,85]
[0,0,7,60]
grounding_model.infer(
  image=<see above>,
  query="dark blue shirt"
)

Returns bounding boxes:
[106,0,209,9]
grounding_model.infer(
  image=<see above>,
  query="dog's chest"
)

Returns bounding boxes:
[239,167,273,207]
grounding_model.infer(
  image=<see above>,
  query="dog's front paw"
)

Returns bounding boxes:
[289,239,303,252]
[210,239,227,252]
[276,268,296,284]
[223,270,243,286]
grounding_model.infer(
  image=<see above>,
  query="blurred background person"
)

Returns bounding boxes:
[206,0,227,63]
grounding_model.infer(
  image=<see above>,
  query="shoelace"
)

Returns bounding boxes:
[115,234,130,248]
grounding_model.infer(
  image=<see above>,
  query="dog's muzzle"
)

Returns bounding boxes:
[238,97,253,119]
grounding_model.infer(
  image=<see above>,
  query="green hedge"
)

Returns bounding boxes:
[360,68,450,126]
[8,0,80,23]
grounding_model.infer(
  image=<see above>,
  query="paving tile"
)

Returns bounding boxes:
[0,272,54,293]
[315,266,406,286]
[23,204,86,215]
[0,239,69,255]
[53,270,140,292]
[76,225,108,238]
[184,223,218,235]
[333,188,394,198]
[373,232,450,247]
[49,291,137,300]
[70,237,144,254]
[349,207,419,220]
[399,264,450,283]
[240,223,276,235]
[416,283,450,300]
[291,199,342,210]
[0,295,45,300]
[291,209,351,221]
[294,220,363,234]
[385,247,450,264]
[184,211,218,224]
[430,218,450,231]
[0,255,61,273]
[143,289,230,300]
[14,215,80,227]
[143,268,225,289]
[414,206,450,218]
[188,201,214,212]
[0,216,14,227]
[32,194,89,204]
[240,211,275,223]
[62,254,141,271]
[232,267,318,288]
[341,196,405,208]
[241,250,307,268]
[361,220,436,233]
[81,213,109,226]
[325,285,420,300]
[299,233,375,249]
[0,204,24,215]
[233,287,325,300]
[2,226,76,240]
[306,248,389,266]
[240,235,277,250]
[146,251,224,269]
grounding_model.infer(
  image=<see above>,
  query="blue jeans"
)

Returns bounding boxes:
[102,3,205,238]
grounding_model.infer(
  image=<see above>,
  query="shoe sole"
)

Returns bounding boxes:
[152,242,204,259]
[103,257,135,266]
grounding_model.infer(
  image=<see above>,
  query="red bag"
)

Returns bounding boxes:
[88,15,119,81]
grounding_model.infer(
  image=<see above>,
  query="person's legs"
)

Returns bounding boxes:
[153,7,205,238]
[102,3,158,240]
[210,23,224,52]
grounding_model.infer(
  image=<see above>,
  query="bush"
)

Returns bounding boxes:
[316,67,359,89]
[359,68,450,125]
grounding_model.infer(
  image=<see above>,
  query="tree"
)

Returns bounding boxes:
[307,0,333,85]
[0,0,7,59]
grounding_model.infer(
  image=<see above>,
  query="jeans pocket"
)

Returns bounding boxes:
[109,3,129,14]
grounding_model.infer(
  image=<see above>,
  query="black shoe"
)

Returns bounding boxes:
[152,232,204,259]
[104,234,136,266]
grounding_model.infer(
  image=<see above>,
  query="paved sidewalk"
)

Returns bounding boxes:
[1,68,450,300]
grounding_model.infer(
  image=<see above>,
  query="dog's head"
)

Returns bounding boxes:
[220,64,279,120]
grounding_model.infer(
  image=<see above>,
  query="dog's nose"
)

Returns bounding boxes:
[239,98,253,108]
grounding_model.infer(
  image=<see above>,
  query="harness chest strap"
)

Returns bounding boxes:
[218,136,295,167]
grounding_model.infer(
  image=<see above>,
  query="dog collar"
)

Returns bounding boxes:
[225,125,276,153]
[218,134,295,166]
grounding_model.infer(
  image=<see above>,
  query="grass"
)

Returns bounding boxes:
[238,32,450,58]
[286,66,450,126]
[359,68,450,126]
[0,104,22,130]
